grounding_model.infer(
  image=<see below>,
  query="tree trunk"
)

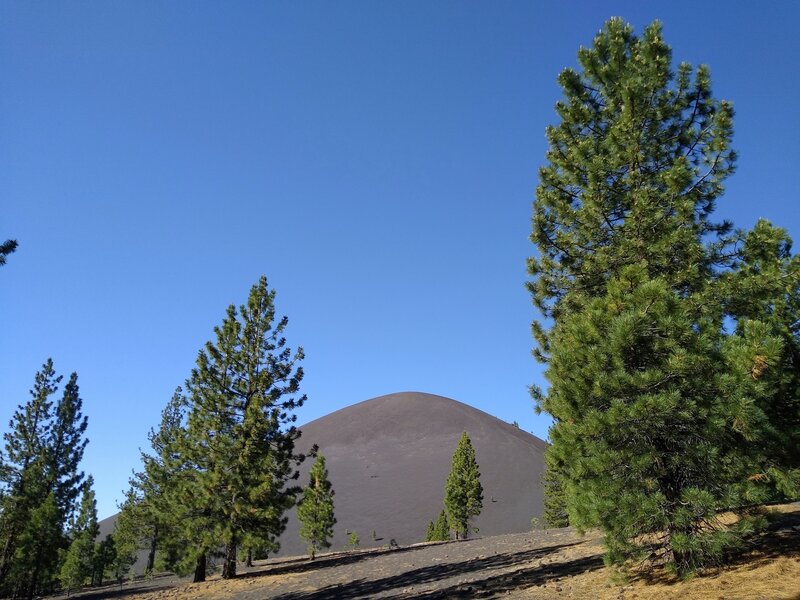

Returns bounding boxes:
[0,530,16,587]
[146,529,158,574]
[222,540,237,579]
[245,549,253,568]
[193,553,206,583]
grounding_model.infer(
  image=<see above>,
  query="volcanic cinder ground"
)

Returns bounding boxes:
[99,391,548,564]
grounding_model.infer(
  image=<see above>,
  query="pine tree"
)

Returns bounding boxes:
[528,18,797,575]
[179,276,306,579]
[426,509,450,542]
[48,373,89,527]
[112,484,160,578]
[527,19,735,335]
[117,389,187,575]
[0,360,89,597]
[91,535,117,586]
[717,221,800,499]
[541,446,568,528]
[297,453,336,559]
[443,432,483,540]
[59,477,99,594]
[425,520,435,542]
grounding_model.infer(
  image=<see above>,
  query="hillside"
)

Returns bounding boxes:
[278,391,548,555]
[98,391,548,564]
[71,503,800,600]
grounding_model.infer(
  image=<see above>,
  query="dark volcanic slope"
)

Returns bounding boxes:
[277,392,547,556]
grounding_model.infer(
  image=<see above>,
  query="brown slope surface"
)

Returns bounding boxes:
[278,391,548,556]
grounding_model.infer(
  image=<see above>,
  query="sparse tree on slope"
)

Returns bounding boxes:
[444,432,483,540]
[297,453,336,559]
[528,18,798,575]
[180,276,306,580]
[426,509,449,542]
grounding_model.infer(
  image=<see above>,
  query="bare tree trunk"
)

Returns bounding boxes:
[193,553,206,583]
[245,549,253,568]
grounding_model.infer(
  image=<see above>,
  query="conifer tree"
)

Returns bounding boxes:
[48,373,89,525]
[425,509,450,542]
[443,432,483,540]
[297,453,336,559]
[541,446,568,528]
[91,535,117,586]
[59,477,99,594]
[717,221,800,499]
[528,18,798,574]
[0,360,89,597]
[179,276,306,579]
[425,520,435,542]
[117,389,187,575]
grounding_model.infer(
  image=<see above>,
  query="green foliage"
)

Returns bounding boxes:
[0,360,89,597]
[116,389,190,576]
[444,432,483,540]
[528,18,799,576]
[178,276,306,579]
[527,18,735,333]
[297,453,336,559]
[0,238,17,266]
[425,509,450,542]
[347,531,359,549]
[542,446,568,528]
[59,478,99,593]
[91,535,117,586]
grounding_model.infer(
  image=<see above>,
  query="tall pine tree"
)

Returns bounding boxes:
[529,19,798,575]
[296,453,336,559]
[443,432,483,540]
[115,388,188,575]
[0,360,89,597]
[179,276,306,579]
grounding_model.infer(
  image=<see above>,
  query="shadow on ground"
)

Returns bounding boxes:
[244,542,449,579]
[64,580,176,599]
[631,506,800,587]
[268,542,603,600]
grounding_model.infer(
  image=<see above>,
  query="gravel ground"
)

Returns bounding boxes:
[66,526,604,600]
[62,504,800,600]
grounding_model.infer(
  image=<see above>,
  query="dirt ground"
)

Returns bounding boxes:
[67,504,800,600]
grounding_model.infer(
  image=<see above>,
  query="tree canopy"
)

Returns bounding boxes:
[444,432,483,540]
[297,453,336,559]
[177,276,306,580]
[529,18,799,575]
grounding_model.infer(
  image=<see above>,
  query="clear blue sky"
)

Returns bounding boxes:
[2,1,798,519]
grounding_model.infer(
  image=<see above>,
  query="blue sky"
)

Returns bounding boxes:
[2,1,798,519]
